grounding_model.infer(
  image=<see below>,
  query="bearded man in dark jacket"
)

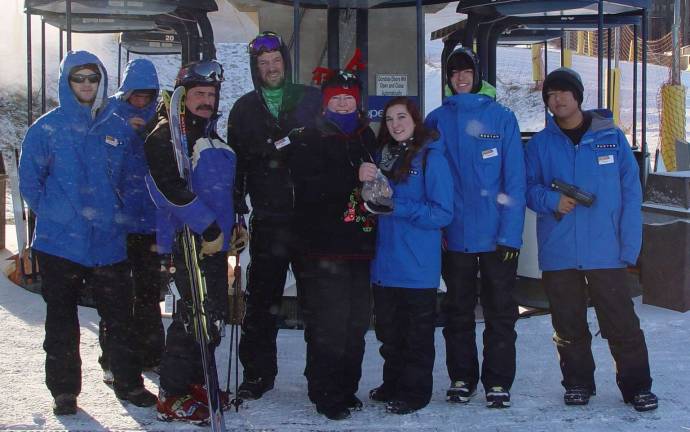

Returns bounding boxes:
[227,31,322,400]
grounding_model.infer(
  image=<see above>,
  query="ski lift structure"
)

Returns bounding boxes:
[16,0,221,298]
[433,0,651,308]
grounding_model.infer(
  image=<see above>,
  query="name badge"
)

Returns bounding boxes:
[482,148,499,159]
[274,136,291,150]
[105,135,119,147]
[598,154,615,165]
[164,294,175,314]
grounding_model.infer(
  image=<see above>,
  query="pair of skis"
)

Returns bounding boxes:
[166,86,227,431]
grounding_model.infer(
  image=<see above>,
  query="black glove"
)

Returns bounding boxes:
[496,244,520,262]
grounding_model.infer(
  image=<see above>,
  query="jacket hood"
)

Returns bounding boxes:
[545,108,615,136]
[59,50,108,120]
[112,58,159,124]
[249,43,292,91]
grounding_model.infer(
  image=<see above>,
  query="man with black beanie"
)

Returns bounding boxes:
[525,67,658,412]
[426,47,526,409]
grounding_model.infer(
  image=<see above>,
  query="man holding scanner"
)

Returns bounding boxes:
[525,67,657,412]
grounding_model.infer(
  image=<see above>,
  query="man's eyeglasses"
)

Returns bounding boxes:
[69,73,100,84]
[248,32,282,56]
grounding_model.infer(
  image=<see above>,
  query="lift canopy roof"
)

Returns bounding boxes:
[41,12,159,32]
[258,0,448,8]
[24,0,218,15]
[457,0,650,16]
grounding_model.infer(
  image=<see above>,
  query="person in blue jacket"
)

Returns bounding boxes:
[526,67,658,412]
[425,47,526,409]
[361,96,453,415]
[144,60,236,424]
[98,58,164,383]
[19,50,157,415]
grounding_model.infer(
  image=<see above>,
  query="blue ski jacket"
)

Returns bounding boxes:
[19,50,134,266]
[425,89,526,253]
[144,109,236,254]
[525,110,642,271]
[104,59,159,235]
[371,139,454,289]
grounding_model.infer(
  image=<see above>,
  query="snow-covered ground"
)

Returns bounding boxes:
[1,232,689,431]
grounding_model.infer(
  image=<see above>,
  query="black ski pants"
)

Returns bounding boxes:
[297,257,371,409]
[239,216,298,382]
[158,243,228,396]
[542,268,652,400]
[373,285,437,409]
[99,233,165,370]
[36,250,143,397]
[441,250,519,391]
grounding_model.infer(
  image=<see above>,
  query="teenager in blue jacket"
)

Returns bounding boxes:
[144,60,236,424]
[98,58,164,382]
[425,47,526,408]
[19,50,157,415]
[526,67,657,412]
[361,96,453,415]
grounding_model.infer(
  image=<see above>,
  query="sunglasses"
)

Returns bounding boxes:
[248,32,282,56]
[69,73,100,84]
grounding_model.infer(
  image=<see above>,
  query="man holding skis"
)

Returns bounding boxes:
[227,31,321,400]
[144,60,236,424]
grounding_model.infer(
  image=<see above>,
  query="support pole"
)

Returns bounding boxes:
[416,0,424,115]
[356,9,368,111]
[672,0,681,85]
[642,8,648,162]
[327,8,339,69]
[597,0,604,108]
[66,0,72,51]
[293,0,300,83]
[544,41,549,125]
[633,23,638,149]
[26,13,33,126]
[59,30,63,63]
[117,42,122,86]
[41,18,46,115]
[607,27,612,109]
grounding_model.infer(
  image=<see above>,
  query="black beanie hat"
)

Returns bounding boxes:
[446,47,481,94]
[542,67,584,106]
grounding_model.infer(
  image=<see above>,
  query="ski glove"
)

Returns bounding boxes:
[496,245,520,262]
[200,222,224,257]
[230,223,249,254]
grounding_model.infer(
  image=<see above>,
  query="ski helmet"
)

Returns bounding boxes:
[174,60,224,90]
[446,46,481,94]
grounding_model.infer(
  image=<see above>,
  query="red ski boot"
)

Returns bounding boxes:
[156,391,210,425]
[189,383,232,411]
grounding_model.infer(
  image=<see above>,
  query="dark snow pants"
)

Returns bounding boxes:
[297,257,371,409]
[542,268,652,400]
[99,233,165,370]
[239,216,298,382]
[158,244,228,396]
[441,250,519,391]
[373,285,437,409]
[36,250,143,397]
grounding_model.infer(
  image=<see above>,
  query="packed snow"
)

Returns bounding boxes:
[2,1,690,431]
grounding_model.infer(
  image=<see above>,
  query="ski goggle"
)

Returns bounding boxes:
[248,32,282,56]
[69,73,101,84]
[176,60,225,85]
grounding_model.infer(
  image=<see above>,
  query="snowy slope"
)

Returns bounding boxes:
[1,251,689,431]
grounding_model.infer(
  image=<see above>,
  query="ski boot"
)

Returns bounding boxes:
[156,391,210,425]
[189,384,232,411]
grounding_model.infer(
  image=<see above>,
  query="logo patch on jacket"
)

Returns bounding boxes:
[598,154,615,165]
[482,148,499,159]
[105,135,119,147]
[595,143,617,149]
[479,133,501,140]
